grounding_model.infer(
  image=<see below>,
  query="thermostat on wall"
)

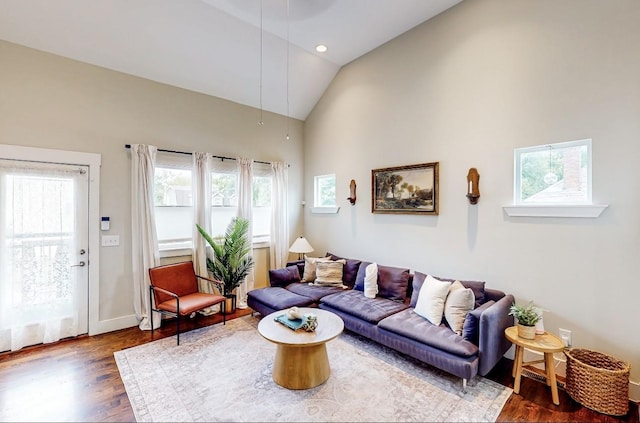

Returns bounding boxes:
[101,216,110,231]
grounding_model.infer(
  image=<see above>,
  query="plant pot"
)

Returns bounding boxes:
[517,323,536,340]
[221,294,236,315]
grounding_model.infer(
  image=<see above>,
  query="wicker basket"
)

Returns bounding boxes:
[564,348,630,416]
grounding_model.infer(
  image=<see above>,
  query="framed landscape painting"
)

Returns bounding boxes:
[371,162,439,215]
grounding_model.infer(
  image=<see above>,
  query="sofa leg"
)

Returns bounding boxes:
[462,378,468,392]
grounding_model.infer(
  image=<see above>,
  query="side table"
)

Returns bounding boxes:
[504,326,565,405]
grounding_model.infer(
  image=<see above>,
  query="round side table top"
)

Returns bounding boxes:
[258,307,344,347]
[505,326,565,353]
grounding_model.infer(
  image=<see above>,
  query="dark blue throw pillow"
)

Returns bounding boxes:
[268,265,301,288]
[462,300,495,345]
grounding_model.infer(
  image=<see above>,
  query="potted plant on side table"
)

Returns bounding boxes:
[508,301,541,340]
[196,217,255,315]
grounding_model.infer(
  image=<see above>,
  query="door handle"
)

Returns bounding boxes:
[71,261,86,267]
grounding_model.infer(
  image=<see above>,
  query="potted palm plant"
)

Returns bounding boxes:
[196,217,255,315]
[508,301,541,340]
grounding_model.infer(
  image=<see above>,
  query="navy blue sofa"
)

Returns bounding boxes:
[247,254,514,387]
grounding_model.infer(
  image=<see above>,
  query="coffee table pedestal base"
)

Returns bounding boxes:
[273,343,330,390]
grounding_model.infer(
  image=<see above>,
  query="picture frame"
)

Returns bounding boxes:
[371,162,439,215]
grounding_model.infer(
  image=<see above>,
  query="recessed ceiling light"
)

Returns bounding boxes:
[315,44,328,53]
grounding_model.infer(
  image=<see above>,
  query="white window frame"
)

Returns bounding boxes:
[311,173,339,214]
[504,139,607,218]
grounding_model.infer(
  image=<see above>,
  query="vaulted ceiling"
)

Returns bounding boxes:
[0,0,462,120]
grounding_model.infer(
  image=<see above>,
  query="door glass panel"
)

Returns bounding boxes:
[0,159,88,351]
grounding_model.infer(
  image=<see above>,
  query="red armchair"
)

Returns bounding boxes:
[149,261,226,345]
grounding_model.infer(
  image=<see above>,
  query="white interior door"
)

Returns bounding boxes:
[0,159,89,352]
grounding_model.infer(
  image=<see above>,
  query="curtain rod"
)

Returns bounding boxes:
[124,144,282,167]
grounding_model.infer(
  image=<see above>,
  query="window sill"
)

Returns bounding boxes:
[502,204,608,218]
[160,248,192,258]
[159,241,270,258]
[310,207,340,214]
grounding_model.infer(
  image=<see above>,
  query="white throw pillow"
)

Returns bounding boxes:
[444,280,475,335]
[302,255,331,282]
[364,262,379,299]
[414,275,451,326]
[315,260,346,286]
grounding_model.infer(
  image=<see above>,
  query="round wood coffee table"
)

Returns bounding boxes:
[258,307,344,390]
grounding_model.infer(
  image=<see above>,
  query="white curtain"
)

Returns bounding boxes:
[0,160,85,351]
[192,152,211,278]
[130,144,160,330]
[270,161,289,269]
[192,152,220,314]
[236,157,254,308]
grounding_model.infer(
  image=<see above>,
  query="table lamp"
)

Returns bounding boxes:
[289,236,314,260]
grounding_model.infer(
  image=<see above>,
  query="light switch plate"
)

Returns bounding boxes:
[102,235,120,247]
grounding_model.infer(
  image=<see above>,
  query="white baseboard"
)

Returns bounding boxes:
[90,314,138,336]
[505,348,639,402]
[630,380,640,403]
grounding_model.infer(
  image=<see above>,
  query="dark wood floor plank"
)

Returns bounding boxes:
[1,309,637,422]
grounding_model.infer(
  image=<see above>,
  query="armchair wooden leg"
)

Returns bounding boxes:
[223,301,226,325]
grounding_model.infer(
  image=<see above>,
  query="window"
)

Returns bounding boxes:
[209,163,272,244]
[252,174,272,243]
[314,174,336,207]
[154,164,193,251]
[210,170,237,241]
[153,156,273,253]
[514,139,591,205]
[505,138,607,218]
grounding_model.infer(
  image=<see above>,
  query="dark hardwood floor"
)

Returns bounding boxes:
[1,311,637,422]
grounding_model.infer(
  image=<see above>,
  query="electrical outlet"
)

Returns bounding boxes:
[101,235,120,247]
[559,328,572,347]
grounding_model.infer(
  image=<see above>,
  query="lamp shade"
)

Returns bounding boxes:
[289,236,314,254]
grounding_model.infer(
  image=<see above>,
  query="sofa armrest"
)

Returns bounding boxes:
[478,294,515,376]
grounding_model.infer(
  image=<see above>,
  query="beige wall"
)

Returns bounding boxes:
[0,41,303,332]
[304,0,640,398]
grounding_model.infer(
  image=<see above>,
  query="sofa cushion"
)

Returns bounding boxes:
[378,308,479,358]
[315,260,346,286]
[411,272,486,309]
[444,281,475,335]
[268,265,301,288]
[462,300,495,345]
[246,287,313,310]
[286,283,345,302]
[320,290,409,324]
[414,274,451,325]
[302,255,331,282]
[354,262,409,301]
[327,252,362,288]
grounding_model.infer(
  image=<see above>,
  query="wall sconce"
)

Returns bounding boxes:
[347,179,356,205]
[466,168,480,204]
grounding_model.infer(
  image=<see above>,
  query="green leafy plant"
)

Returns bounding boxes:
[196,217,255,297]
[508,301,541,327]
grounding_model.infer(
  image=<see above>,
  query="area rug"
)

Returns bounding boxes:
[114,316,512,422]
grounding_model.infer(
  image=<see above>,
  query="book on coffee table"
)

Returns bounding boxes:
[274,314,304,331]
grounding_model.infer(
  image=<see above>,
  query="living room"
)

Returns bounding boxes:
[1,0,638,421]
